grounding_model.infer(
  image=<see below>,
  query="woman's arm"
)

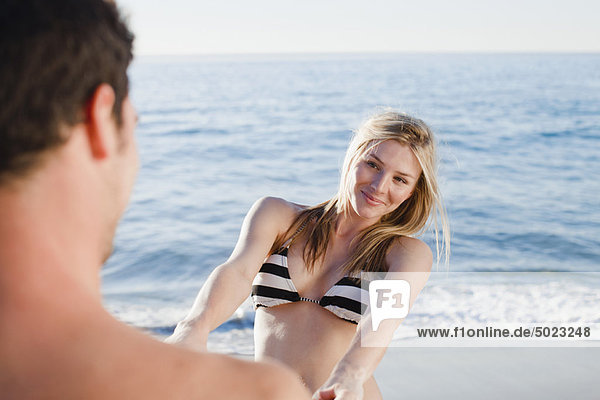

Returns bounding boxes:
[313,237,433,400]
[165,196,295,351]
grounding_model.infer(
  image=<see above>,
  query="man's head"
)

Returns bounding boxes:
[1,0,137,263]
[0,0,134,184]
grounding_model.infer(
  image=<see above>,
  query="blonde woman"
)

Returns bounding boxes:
[167,111,449,399]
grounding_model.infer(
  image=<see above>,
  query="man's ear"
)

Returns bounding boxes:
[85,83,116,160]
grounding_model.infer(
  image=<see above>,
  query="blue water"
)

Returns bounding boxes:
[101,53,600,347]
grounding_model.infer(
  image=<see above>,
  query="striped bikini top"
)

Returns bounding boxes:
[251,245,368,324]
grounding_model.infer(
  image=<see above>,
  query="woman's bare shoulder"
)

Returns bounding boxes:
[252,196,305,216]
[249,196,306,233]
[385,236,433,273]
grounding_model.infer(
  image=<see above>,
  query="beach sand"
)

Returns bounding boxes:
[230,346,599,398]
[374,347,599,399]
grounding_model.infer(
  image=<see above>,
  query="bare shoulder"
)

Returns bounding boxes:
[164,345,309,400]
[252,196,303,215]
[0,313,308,400]
[385,236,433,273]
[112,326,309,400]
[248,196,305,234]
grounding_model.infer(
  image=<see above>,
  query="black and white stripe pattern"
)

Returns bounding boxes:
[251,250,368,324]
[320,277,367,323]
[252,252,301,307]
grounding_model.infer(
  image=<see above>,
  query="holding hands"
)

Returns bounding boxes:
[313,381,364,400]
[312,363,367,400]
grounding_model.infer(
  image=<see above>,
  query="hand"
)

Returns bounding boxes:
[164,320,208,352]
[312,381,363,400]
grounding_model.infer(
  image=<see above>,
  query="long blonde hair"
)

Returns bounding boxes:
[270,110,450,274]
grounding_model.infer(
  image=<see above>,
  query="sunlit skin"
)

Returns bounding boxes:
[254,141,424,397]
[167,137,433,400]
[102,96,140,262]
[348,140,422,228]
[0,84,310,399]
[115,97,140,211]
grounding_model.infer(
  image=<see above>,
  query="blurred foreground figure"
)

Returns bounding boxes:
[0,1,309,399]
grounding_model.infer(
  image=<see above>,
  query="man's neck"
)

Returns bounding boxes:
[0,165,105,303]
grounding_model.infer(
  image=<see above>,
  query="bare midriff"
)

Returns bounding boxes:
[254,302,381,399]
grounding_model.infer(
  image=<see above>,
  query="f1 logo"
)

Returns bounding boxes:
[369,280,411,331]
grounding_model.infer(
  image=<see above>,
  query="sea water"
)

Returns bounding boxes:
[101,53,600,353]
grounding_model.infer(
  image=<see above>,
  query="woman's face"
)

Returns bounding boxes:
[349,140,422,224]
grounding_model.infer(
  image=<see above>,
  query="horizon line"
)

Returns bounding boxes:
[134,49,600,58]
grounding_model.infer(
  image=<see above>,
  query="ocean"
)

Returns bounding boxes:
[101,53,600,353]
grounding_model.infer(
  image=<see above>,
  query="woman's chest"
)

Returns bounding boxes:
[285,244,352,300]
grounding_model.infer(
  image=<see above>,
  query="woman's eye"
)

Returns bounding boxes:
[366,161,378,169]
[394,177,406,184]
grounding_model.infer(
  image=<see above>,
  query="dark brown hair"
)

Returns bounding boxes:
[0,0,134,181]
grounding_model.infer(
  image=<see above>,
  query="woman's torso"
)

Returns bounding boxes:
[252,206,382,397]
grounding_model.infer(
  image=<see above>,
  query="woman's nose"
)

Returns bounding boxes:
[370,172,387,194]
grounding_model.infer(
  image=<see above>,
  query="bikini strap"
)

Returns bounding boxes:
[280,218,309,250]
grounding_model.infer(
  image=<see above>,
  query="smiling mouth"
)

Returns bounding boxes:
[361,190,384,206]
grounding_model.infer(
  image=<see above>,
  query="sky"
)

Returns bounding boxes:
[117,0,600,55]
